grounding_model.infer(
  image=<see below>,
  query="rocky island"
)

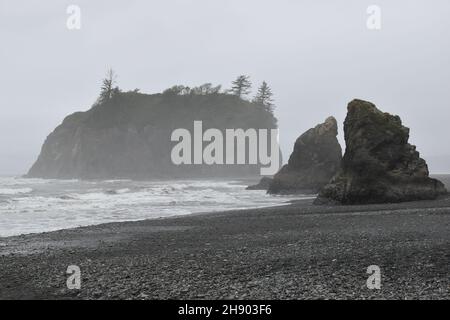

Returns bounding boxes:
[316,99,448,205]
[267,116,342,194]
[26,84,277,180]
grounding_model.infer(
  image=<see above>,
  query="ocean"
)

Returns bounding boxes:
[0,176,308,237]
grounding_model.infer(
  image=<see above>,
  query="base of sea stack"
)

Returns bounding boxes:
[315,177,448,205]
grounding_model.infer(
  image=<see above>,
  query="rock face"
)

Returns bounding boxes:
[27,91,278,179]
[246,177,273,190]
[268,117,342,194]
[316,99,447,205]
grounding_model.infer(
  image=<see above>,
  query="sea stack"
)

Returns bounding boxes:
[316,99,447,205]
[267,116,342,194]
[26,91,277,180]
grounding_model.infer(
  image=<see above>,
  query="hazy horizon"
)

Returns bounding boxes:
[1,0,450,175]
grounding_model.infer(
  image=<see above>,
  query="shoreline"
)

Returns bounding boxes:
[1,192,447,242]
[1,196,450,300]
[1,174,448,239]
[0,176,293,238]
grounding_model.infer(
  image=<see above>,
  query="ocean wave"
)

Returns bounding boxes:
[104,188,130,195]
[0,188,33,195]
[104,179,133,183]
[0,179,296,237]
[58,195,78,200]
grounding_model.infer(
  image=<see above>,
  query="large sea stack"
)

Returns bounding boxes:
[316,99,447,205]
[27,89,277,179]
[267,117,342,194]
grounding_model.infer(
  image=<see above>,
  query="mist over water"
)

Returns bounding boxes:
[0,177,305,237]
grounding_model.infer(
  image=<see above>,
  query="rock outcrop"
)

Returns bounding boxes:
[316,99,447,205]
[267,117,342,194]
[246,177,273,190]
[27,90,278,180]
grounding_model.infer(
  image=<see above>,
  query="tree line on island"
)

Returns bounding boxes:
[27,68,278,180]
[98,69,275,114]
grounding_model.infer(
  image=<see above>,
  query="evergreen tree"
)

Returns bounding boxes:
[230,75,252,98]
[99,68,119,102]
[254,81,275,113]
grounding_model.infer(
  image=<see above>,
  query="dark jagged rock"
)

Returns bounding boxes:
[246,177,273,190]
[316,99,447,205]
[267,117,342,194]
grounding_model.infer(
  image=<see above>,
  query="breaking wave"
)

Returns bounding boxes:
[0,177,301,237]
[0,188,33,195]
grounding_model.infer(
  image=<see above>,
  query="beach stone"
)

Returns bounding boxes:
[267,116,342,194]
[316,99,447,205]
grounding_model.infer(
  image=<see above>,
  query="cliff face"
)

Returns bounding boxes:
[267,117,342,194]
[27,91,278,179]
[316,99,447,204]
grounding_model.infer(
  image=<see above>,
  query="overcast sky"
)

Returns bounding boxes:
[1,0,450,174]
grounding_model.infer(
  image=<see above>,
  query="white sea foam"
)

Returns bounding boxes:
[0,177,303,237]
[0,187,33,195]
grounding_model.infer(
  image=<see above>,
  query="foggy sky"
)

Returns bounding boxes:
[1,0,450,175]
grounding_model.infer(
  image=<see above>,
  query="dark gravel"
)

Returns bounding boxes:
[1,195,450,300]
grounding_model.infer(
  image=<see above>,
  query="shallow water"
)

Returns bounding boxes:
[0,176,309,237]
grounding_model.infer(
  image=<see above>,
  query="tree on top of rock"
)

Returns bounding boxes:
[99,68,120,103]
[191,83,222,95]
[230,75,252,98]
[163,83,222,96]
[254,81,275,113]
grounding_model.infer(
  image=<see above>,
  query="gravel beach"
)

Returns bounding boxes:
[1,178,450,300]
